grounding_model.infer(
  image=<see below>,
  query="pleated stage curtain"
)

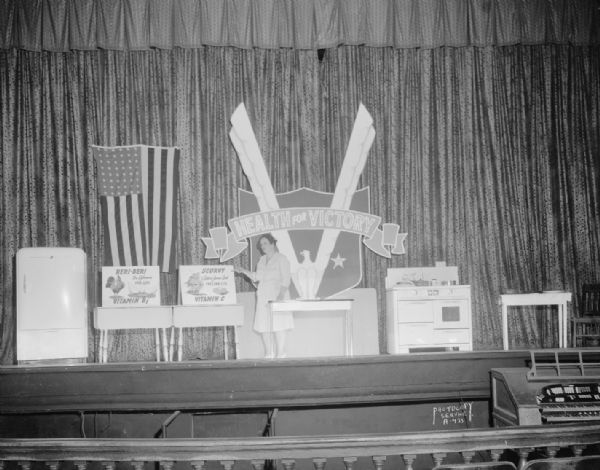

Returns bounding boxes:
[1,0,599,51]
[1,44,599,364]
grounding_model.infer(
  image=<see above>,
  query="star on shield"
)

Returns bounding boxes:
[330,253,346,269]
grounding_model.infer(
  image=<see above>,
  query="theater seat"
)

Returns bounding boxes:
[521,455,600,469]
[433,461,517,470]
[571,283,600,347]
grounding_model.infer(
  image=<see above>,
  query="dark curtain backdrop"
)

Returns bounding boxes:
[1,44,599,363]
[3,0,599,51]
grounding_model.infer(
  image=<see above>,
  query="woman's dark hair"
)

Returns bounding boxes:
[256,233,277,255]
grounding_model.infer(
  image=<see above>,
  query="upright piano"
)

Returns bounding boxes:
[492,349,600,426]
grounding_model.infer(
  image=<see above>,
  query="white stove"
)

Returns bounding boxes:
[385,268,473,354]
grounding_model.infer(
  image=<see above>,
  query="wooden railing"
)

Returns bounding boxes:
[1,423,600,470]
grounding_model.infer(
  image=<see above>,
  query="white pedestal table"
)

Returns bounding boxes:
[171,304,245,361]
[269,299,354,356]
[94,306,172,362]
[500,292,572,350]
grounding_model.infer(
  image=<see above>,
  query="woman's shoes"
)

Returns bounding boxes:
[263,353,287,359]
[263,350,287,359]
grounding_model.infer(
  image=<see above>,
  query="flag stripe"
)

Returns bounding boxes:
[131,195,147,266]
[124,196,135,265]
[140,145,149,263]
[150,147,161,266]
[166,149,180,271]
[146,147,154,263]
[119,196,134,266]
[113,197,127,266]
[100,196,119,266]
[158,148,169,270]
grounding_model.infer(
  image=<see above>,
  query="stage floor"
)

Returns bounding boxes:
[0,350,532,414]
[0,350,538,438]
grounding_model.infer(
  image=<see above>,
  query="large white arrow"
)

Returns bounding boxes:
[229,104,301,278]
[312,103,375,296]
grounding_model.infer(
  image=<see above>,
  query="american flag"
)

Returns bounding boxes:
[94,145,180,272]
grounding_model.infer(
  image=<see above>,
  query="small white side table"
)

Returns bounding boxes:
[94,306,173,362]
[171,304,245,361]
[500,292,572,350]
[270,299,354,356]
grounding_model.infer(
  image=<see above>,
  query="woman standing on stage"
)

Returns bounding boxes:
[235,233,293,358]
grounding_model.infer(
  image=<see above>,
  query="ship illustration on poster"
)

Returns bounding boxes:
[125,290,158,299]
[201,103,407,299]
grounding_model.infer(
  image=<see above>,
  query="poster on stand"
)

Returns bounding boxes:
[101,266,161,307]
[179,265,236,305]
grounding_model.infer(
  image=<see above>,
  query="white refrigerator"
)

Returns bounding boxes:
[16,247,88,362]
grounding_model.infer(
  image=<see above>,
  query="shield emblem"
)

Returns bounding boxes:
[239,187,370,298]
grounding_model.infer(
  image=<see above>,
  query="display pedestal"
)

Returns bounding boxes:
[270,299,354,356]
[236,288,379,359]
[94,305,245,362]
[94,306,172,362]
[171,305,245,360]
[499,292,572,349]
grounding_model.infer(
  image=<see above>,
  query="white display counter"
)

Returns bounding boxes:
[236,288,379,359]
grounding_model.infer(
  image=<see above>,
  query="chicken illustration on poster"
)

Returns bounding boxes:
[101,266,160,306]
